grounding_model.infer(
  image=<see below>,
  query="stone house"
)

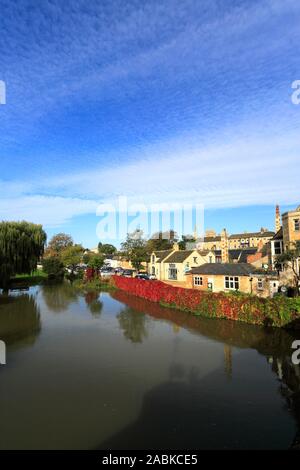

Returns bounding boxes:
[186,263,279,298]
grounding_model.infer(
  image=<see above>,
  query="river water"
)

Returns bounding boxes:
[0,283,299,449]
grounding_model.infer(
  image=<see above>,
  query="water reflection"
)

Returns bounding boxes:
[0,294,41,347]
[84,291,103,317]
[41,282,79,312]
[111,289,300,448]
[0,284,299,449]
[117,306,148,343]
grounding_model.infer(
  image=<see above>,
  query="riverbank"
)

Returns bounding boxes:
[8,270,48,289]
[72,277,116,292]
[112,276,300,328]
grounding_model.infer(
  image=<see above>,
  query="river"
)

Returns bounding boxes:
[0,283,299,449]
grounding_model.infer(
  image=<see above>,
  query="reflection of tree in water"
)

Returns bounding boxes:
[111,289,300,445]
[117,307,148,344]
[0,294,41,347]
[42,282,79,312]
[84,291,103,317]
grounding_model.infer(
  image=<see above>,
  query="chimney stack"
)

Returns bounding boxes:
[275,205,281,233]
[220,228,229,263]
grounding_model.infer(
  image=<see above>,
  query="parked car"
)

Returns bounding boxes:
[122,269,135,278]
[114,267,124,275]
[136,274,150,280]
[149,274,157,280]
[100,266,115,278]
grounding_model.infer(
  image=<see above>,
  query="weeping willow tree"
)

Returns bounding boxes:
[0,221,47,292]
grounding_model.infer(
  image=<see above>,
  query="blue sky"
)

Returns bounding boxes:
[0,0,300,247]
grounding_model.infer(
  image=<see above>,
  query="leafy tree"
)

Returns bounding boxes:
[87,253,105,272]
[276,241,300,295]
[121,230,148,271]
[146,230,177,253]
[82,252,90,264]
[46,233,73,256]
[0,221,47,292]
[178,234,195,250]
[60,244,84,274]
[98,242,117,256]
[42,256,64,280]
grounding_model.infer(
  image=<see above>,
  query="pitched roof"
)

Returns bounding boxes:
[163,250,195,263]
[229,231,274,239]
[204,236,221,242]
[214,248,257,263]
[189,263,255,276]
[272,227,283,240]
[153,250,173,261]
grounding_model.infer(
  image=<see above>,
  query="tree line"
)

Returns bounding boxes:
[1,221,299,295]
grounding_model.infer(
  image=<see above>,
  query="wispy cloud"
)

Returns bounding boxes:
[0,0,299,234]
[0,194,98,227]
[1,123,299,227]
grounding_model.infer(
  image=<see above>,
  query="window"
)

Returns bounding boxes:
[168,264,177,280]
[209,256,213,263]
[225,276,239,290]
[274,241,282,255]
[193,257,197,263]
[257,278,264,290]
[194,276,203,286]
[294,219,300,231]
[152,255,155,263]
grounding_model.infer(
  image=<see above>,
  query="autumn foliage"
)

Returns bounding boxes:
[112,276,300,327]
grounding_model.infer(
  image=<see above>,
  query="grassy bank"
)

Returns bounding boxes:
[10,270,48,287]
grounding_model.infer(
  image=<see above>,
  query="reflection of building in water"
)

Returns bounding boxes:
[224,344,232,379]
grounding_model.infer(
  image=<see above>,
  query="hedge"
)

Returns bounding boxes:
[112,276,300,327]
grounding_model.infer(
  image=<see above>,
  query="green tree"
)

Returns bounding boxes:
[82,251,91,264]
[178,234,195,250]
[88,253,105,272]
[98,242,117,256]
[276,241,300,295]
[42,256,65,280]
[46,233,73,256]
[0,221,47,292]
[121,230,148,271]
[60,244,84,274]
[146,230,177,253]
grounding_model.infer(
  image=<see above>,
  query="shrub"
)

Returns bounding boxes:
[42,256,64,280]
